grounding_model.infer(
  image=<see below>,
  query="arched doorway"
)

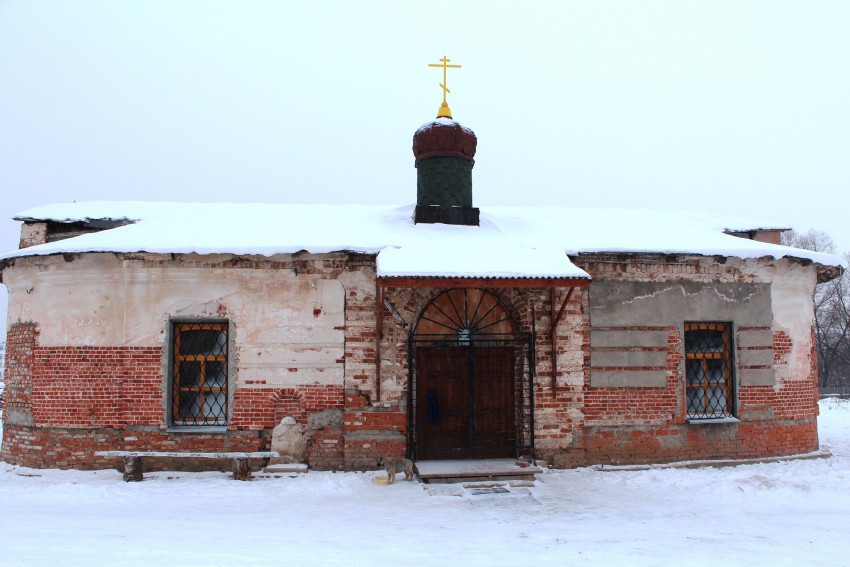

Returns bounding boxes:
[409,289,534,460]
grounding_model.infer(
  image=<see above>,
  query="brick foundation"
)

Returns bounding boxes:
[582,419,818,466]
[307,425,345,470]
[342,388,406,470]
[1,424,123,469]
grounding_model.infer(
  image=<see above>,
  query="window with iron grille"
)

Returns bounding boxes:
[685,322,735,419]
[171,322,228,426]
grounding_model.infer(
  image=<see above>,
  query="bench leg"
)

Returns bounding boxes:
[123,456,144,482]
[232,458,252,481]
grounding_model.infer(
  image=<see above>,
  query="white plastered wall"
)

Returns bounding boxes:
[4,253,347,389]
[766,261,818,385]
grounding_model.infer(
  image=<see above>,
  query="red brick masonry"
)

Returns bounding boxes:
[1,322,408,471]
[2,313,820,470]
[575,326,819,467]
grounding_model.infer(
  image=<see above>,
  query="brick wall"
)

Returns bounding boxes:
[531,287,588,461]
[2,251,822,471]
[233,385,347,470]
[18,222,47,249]
[378,272,820,468]
[578,376,820,467]
[343,388,406,470]
[120,427,267,472]
[1,323,350,470]
[307,425,345,470]
[774,329,793,364]
[31,345,162,428]
[1,322,38,427]
[2,424,124,469]
[583,419,818,465]
[341,255,380,399]
[584,326,681,426]
[564,253,821,467]
[231,385,344,430]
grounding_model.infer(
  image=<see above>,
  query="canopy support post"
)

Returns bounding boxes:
[550,286,575,391]
[375,280,384,402]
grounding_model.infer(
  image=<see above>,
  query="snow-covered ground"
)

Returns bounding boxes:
[2,400,849,566]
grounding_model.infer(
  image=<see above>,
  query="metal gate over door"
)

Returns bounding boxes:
[407,289,535,461]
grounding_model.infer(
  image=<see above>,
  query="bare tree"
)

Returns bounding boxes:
[813,254,850,388]
[782,229,849,388]
[781,228,837,254]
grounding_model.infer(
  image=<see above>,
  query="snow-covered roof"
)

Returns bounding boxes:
[3,202,844,279]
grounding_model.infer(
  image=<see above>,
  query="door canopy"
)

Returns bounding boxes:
[415,288,516,340]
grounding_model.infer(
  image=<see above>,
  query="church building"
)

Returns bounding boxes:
[0,61,843,473]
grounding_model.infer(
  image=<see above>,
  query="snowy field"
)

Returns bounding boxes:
[2,400,849,567]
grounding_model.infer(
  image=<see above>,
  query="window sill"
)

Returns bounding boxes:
[167,425,228,434]
[686,416,741,425]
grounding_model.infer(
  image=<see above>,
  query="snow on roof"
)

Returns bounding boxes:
[415,117,475,135]
[3,202,844,278]
[13,201,155,223]
[377,245,589,280]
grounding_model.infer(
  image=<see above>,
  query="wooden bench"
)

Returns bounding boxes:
[95,450,280,482]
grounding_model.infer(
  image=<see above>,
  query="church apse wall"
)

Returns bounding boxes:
[569,253,820,466]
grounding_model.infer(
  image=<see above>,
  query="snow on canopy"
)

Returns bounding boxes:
[3,201,844,278]
[378,245,588,279]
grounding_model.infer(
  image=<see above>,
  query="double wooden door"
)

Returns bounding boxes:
[414,345,516,460]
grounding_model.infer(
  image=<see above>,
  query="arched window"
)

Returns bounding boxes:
[415,288,515,341]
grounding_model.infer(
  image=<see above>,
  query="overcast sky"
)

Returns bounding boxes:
[1,0,849,336]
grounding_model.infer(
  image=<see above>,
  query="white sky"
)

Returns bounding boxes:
[1,0,849,333]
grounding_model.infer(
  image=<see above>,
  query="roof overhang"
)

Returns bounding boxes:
[377,276,590,288]
[375,244,591,284]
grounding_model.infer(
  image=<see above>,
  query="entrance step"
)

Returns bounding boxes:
[424,480,543,506]
[415,459,541,484]
[262,463,308,474]
[463,480,536,489]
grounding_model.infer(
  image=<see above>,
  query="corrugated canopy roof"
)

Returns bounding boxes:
[376,244,589,280]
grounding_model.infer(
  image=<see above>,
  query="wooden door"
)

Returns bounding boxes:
[413,289,520,460]
[415,347,469,460]
[472,347,515,458]
[415,345,516,460]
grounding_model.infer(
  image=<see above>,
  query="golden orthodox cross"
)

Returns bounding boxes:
[428,56,461,118]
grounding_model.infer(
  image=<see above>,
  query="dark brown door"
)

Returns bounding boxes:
[473,347,515,456]
[415,346,515,460]
[415,347,469,459]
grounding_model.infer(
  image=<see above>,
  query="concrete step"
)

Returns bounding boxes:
[424,480,543,506]
[415,459,541,484]
[263,463,308,474]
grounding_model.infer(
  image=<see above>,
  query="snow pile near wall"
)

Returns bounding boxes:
[0,399,848,565]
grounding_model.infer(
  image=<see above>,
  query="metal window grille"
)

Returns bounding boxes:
[408,289,534,460]
[685,322,734,419]
[172,322,228,426]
